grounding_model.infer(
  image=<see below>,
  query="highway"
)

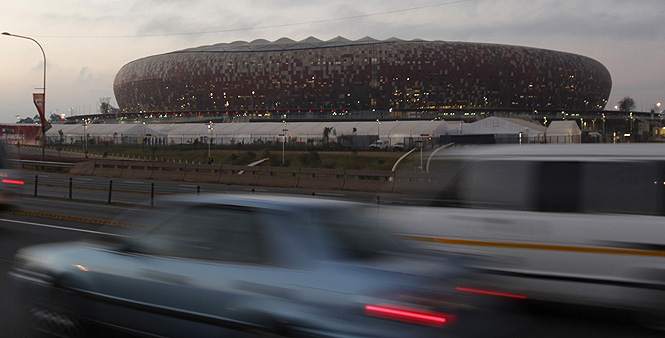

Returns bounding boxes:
[0,185,662,337]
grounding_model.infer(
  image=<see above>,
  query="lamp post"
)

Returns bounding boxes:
[207,121,214,162]
[3,32,46,160]
[83,119,89,158]
[282,121,288,165]
[376,119,381,141]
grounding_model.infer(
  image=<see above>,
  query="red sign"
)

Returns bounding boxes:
[33,93,52,133]
[0,124,42,145]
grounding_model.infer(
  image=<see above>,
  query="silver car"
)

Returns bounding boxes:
[11,194,517,338]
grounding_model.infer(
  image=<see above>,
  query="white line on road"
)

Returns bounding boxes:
[0,218,122,237]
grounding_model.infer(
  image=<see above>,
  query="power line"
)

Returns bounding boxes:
[37,0,472,39]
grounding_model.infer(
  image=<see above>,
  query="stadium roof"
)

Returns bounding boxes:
[178,36,427,53]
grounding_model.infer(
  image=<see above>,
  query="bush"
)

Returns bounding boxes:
[299,150,322,167]
[232,151,257,165]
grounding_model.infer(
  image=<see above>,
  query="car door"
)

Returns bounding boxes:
[85,204,278,338]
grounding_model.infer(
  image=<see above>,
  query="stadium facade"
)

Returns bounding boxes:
[113,37,612,118]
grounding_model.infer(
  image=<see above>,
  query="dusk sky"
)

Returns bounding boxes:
[1,0,663,123]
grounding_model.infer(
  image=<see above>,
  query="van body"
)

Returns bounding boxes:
[369,140,388,150]
[385,144,665,317]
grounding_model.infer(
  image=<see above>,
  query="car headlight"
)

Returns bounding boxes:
[10,253,53,285]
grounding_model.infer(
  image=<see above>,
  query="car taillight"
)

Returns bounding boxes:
[365,304,455,328]
[2,179,24,185]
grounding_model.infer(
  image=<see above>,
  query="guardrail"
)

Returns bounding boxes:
[63,159,446,194]
[10,159,74,172]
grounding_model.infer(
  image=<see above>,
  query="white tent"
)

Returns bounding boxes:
[546,121,582,143]
[445,117,546,143]
[46,120,452,146]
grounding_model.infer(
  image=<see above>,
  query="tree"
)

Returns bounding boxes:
[322,127,334,143]
[98,97,116,114]
[618,96,636,112]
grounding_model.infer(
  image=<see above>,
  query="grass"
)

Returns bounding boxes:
[52,144,421,171]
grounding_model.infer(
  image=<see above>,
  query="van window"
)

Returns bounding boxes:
[581,161,665,216]
[460,160,535,210]
[535,162,581,212]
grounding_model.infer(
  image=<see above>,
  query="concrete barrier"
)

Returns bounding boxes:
[74,159,444,195]
[298,168,345,190]
[219,164,254,175]
[69,161,95,176]
[91,160,123,178]
[257,175,300,188]
[183,164,223,183]
[151,163,186,181]
[300,168,345,178]
[343,170,394,192]
[219,165,260,185]
[120,161,154,180]
[256,166,300,188]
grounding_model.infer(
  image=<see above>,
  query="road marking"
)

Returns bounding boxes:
[0,218,123,236]
[6,209,134,228]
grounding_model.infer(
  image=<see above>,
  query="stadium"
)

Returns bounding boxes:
[112,37,612,120]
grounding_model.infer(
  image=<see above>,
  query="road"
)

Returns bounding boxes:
[0,193,663,337]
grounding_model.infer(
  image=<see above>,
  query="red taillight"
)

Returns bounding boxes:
[365,304,455,328]
[2,179,24,185]
[456,287,527,300]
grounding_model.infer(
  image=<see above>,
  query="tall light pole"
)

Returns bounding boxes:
[282,121,288,165]
[376,119,381,140]
[3,32,47,160]
[83,119,89,158]
[207,121,214,162]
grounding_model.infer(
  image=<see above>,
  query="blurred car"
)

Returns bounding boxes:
[0,143,24,209]
[368,139,388,150]
[392,142,406,151]
[10,194,520,338]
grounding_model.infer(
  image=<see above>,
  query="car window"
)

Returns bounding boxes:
[128,205,267,264]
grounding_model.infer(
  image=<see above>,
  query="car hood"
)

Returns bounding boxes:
[14,241,100,268]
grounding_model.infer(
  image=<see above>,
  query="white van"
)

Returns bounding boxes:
[369,140,388,150]
[384,144,665,324]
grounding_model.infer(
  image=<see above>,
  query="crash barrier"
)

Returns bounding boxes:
[70,160,447,193]
[11,159,75,173]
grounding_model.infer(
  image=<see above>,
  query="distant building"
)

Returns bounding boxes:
[113,37,612,119]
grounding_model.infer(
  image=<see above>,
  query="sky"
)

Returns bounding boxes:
[1,0,663,123]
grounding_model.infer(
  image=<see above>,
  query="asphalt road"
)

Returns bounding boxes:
[0,195,663,337]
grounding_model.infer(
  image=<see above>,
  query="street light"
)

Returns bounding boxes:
[83,119,89,158]
[207,121,214,162]
[376,119,381,140]
[282,121,288,165]
[3,32,47,160]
